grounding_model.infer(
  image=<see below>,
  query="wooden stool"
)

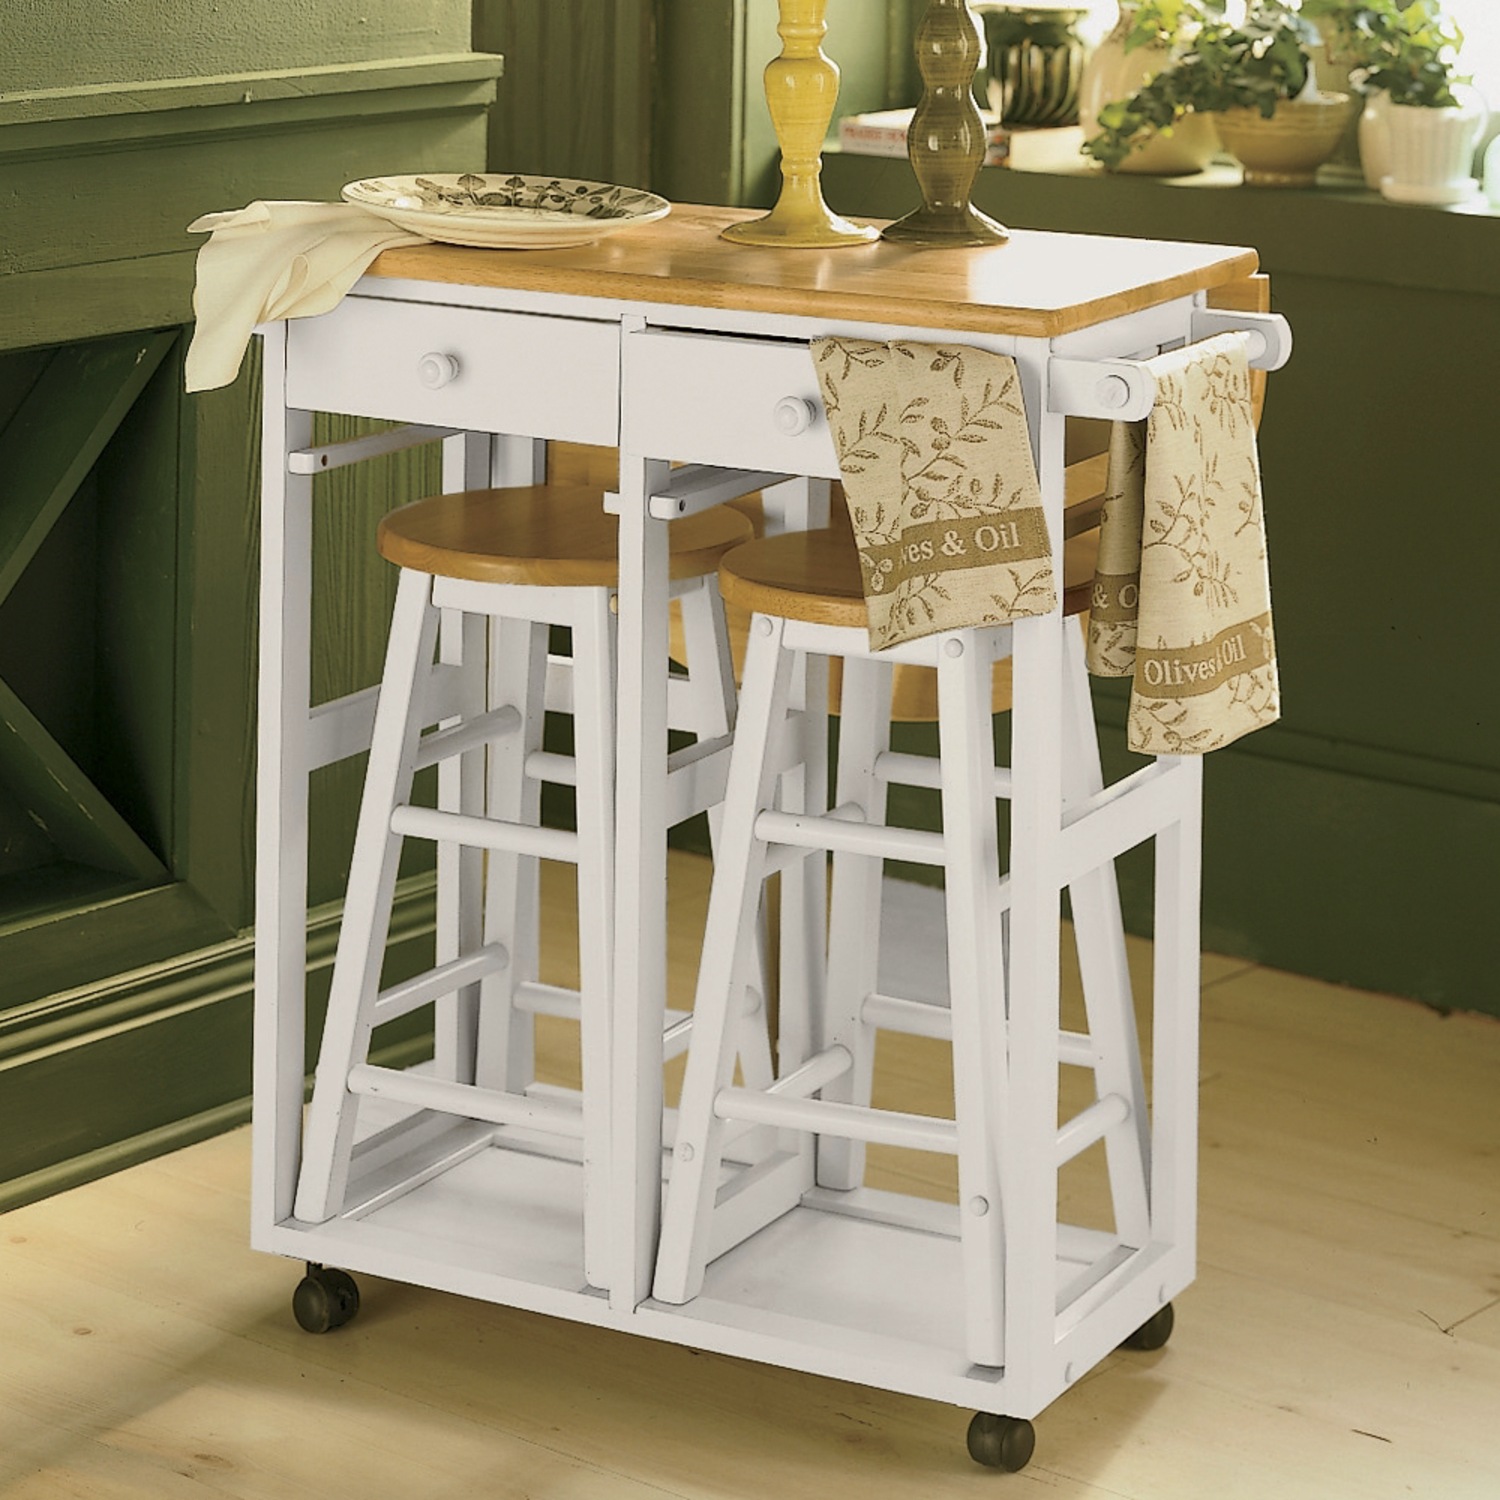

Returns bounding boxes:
[293,484,765,1293]
[651,523,1155,1379]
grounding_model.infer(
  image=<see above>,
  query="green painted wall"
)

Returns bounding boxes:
[655,0,915,206]
[2,0,470,90]
[468,0,917,202]
[474,0,653,187]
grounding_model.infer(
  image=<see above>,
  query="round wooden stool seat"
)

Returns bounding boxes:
[719,524,1101,628]
[377,485,754,588]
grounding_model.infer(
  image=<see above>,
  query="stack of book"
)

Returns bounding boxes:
[836,109,1086,172]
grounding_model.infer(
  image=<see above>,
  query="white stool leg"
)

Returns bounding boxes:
[816,651,893,1190]
[569,587,616,1291]
[296,568,441,1223]
[675,575,776,1096]
[474,616,549,1097]
[1150,752,1203,1265]
[654,614,798,1305]
[1059,624,1150,1246]
[775,646,829,1080]
[936,630,1009,1369]
[434,607,488,1087]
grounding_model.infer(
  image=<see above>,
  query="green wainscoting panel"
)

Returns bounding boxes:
[821,151,1499,1016]
[0,334,175,604]
[0,876,438,1211]
[0,36,498,1201]
[0,56,503,352]
[0,678,164,885]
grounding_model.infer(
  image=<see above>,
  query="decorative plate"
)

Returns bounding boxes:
[342,173,672,249]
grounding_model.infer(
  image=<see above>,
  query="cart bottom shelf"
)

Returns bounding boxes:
[261,1130,1184,1415]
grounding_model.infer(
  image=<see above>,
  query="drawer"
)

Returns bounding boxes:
[624,329,840,479]
[285,297,620,446]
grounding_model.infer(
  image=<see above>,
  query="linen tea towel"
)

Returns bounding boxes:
[811,339,1056,650]
[184,200,427,393]
[1085,331,1280,754]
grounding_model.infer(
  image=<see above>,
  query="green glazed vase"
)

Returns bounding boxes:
[883,0,1009,246]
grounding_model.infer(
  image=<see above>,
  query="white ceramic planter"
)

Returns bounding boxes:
[1379,94,1488,206]
[1358,90,1391,191]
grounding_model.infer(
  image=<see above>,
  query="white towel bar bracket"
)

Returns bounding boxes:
[1047,309,1291,422]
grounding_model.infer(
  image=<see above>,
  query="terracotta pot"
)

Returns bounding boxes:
[1077,8,1218,175]
[1213,92,1356,188]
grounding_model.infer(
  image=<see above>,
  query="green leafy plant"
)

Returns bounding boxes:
[1120,0,1227,52]
[1301,0,1466,107]
[1083,2,1321,169]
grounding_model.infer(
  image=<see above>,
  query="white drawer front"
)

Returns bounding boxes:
[285,297,620,446]
[625,330,840,479]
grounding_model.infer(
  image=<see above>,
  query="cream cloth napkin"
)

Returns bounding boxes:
[1085,331,1280,754]
[811,338,1055,650]
[183,201,427,393]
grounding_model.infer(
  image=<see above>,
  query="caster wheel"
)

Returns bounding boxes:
[1120,1301,1174,1352]
[292,1264,361,1334]
[966,1412,1036,1472]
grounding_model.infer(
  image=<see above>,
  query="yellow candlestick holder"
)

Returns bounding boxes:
[721,0,879,248]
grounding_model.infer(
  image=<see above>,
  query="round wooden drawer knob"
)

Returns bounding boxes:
[418,352,462,389]
[772,396,817,436]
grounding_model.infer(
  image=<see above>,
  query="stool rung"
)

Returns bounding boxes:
[525,748,577,787]
[414,705,523,772]
[862,991,952,1041]
[1056,1092,1131,1167]
[873,749,1014,801]
[347,1064,586,1138]
[714,1088,959,1155]
[713,1046,959,1154]
[512,980,584,1018]
[1060,760,1191,878]
[372,944,511,1025]
[662,1008,693,1060]
[513,984,699,1063]
[389,805,579,862]
[306,666,464,771]
[666,734,734,824]
[859,994,1101,1072]
[756,805,946,866]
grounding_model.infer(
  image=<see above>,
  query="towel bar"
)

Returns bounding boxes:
[1048,309,1291,421]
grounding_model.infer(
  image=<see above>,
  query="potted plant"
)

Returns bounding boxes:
[1082,1,1357,186]
[1303,0,1484,202]
[1078,1,1225,173]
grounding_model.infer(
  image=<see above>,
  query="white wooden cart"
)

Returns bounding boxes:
[251,205,1288,1470]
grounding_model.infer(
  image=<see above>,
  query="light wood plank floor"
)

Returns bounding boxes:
[2,853,1497,1499]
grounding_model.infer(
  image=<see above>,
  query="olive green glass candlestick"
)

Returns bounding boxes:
[722,0,879,247]
[883,0,1009,246]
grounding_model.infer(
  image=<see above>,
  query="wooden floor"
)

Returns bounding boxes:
[3,852,1498,1498]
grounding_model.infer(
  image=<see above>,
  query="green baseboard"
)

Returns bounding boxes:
[0,876,438,1211]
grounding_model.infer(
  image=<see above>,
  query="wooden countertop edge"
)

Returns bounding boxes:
[366,236,1260,339]
[365,245,1262,338]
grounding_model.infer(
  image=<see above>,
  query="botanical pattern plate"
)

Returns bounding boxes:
[342,173,672,249]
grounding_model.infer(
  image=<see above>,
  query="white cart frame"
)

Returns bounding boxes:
[251,230,1287,1431]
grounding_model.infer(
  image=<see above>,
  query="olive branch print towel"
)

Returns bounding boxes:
[1085,332,1280,754]
[811,339,1056,650]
